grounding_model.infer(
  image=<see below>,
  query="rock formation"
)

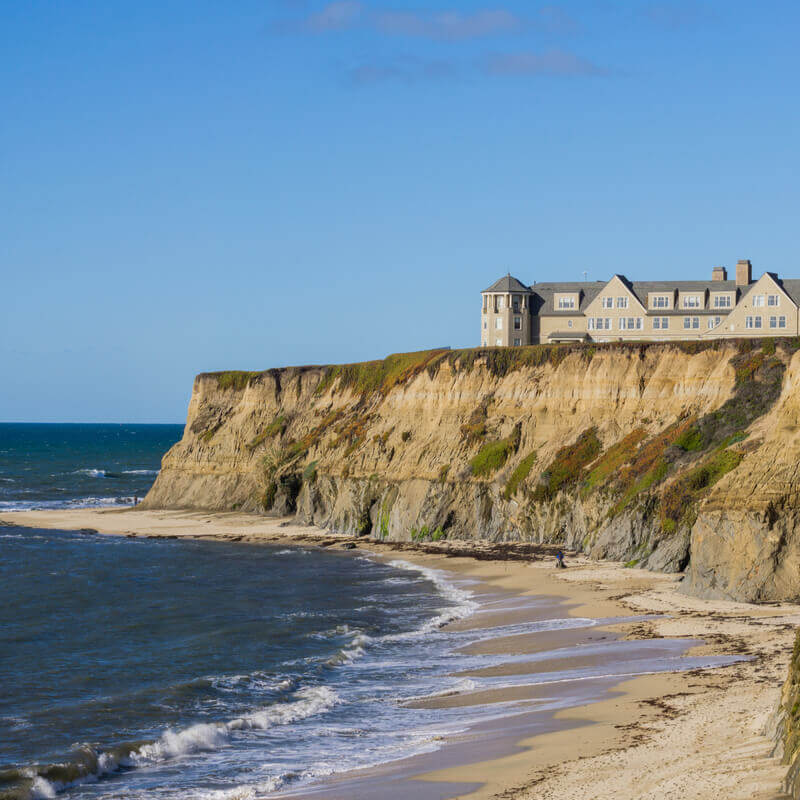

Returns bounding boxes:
[143,340,800,602]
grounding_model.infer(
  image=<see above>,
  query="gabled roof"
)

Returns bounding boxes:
[483,274,531,293]
[530,281,605,314]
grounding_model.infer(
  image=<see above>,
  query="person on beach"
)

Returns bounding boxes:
[555,549,565,569]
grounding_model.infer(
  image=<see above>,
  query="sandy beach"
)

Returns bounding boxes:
[3,507,798,800]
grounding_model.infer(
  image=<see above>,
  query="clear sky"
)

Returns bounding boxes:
[2,1,799,423]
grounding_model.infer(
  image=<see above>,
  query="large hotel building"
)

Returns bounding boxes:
[481,260,800,346]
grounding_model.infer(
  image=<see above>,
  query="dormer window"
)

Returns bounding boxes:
[683,296,701,308]
[713,295,732,308]
[558,296,576,310]
[651,296,670,309]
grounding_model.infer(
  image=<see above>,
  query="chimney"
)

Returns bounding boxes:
[711,266,727,282]
[736,259,752,286]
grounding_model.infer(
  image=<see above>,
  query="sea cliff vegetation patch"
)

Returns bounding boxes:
[470,425,521,478]
[503,451,537,499]
[533,427,602,502]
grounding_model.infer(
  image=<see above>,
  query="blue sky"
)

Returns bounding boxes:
[2,0,799,422]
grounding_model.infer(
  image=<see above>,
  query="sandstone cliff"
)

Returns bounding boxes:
[143,341,800,602]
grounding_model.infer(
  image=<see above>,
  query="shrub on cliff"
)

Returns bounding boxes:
[470,425,521,478]
[503,452,537,499]
[533,428,601,502]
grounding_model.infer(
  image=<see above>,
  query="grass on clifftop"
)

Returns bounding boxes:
[215,371,261,391]
[315,349,450,397]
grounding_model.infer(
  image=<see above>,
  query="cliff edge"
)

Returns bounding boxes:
[143,340,800,602]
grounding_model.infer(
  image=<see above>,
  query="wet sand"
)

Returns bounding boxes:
[3,507,799,800]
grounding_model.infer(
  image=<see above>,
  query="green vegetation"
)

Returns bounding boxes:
[262,480,277,510]
[302,460,318,482]
[460,395,494,445]
[672,426,706,452]
[248,415,289,450]
[200,427,218,444]
[470,425,521,478]
[607,419,692,516]
[580,429,647,497]
[215,371,261,391]
[438,464,450,482]
[624,559,640,568]
[533,428,601,502]
[659,447,743,532]
[315,349,450,397]
[503,451,537,499]
[378,511,390,540]
[401,430,412,442]
[409,524,447,543]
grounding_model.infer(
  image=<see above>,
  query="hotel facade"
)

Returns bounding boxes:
[481,260,800,346]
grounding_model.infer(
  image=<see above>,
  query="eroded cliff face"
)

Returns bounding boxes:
[144,341,800,602]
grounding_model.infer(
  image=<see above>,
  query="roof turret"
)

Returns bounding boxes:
[482,273,531,293]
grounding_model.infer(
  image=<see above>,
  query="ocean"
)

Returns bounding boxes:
[0,423,183,512]
[0,424,743,800]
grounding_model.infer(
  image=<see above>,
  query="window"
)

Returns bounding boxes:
[619,317,643,330]
[770,316,787,329]
[513,338,522,346]
[651,296,669,309]
[512,296,520,312]
[683,296,701,308]
[768,295,780,307]
[495,338,502,346]
[616,296,628,309]
[683,317,700,329]
[588,318,611,331]
[746,316,763,329]
[497,297,505,310]
[713,295,732,308]
[753,295,765,307]
[558,296,576,309]
[483,320,487,330]
[495,318,503,330]
[708,316,722,329]
[513,317,522,330]
[602,297,613,309]
[653,317,669,330]
[482,340,487,347]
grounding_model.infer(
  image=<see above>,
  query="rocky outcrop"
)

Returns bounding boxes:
[144,341,800,602]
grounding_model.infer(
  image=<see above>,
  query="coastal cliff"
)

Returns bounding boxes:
[144,340,800,602]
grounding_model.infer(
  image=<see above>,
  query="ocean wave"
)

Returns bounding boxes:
[69,468,158,478]
[0,497,137,512]
[383,559,479,639]
[7,686,339,799]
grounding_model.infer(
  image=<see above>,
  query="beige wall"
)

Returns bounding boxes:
[481,292,533,346]
[710,275,800,338]
[481,274,800,347]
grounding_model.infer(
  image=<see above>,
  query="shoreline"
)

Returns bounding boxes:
[3,508,799,799]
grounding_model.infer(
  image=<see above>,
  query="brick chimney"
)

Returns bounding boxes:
[712,266,727,282]
[736,259,752,286]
